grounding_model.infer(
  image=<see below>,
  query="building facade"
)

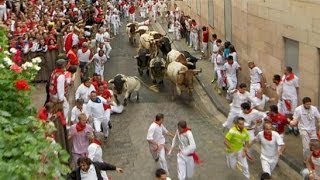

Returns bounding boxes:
[174,0,320,107]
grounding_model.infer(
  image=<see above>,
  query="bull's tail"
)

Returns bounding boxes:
[133,76,159,93]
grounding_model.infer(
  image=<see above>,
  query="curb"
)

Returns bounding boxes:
[151,22,304,177]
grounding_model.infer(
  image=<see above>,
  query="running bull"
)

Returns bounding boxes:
[108,74,141,106]
[149,56,166,84]
[134,48,151,76]
[166,61,202,98]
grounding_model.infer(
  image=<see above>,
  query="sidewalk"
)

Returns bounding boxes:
[151,22,305,175]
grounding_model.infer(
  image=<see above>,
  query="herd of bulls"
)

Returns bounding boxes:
[107,23,202,106]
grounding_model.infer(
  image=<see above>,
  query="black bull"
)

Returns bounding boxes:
[135,48,151,75]
[157,36,172,57]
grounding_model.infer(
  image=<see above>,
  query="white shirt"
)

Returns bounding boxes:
[171,130,196,156]
[92,53,107,68]
[223,62,240,79]
[57,74,66,101]
[95,32,105,43]
[80,164,98,180]
[77,49,92,63]
[71,104,89,123]
[75,84,96,103]
[250,66,263,84]
[230,91,256,109]
[293,105,320,131]
[255,131,284,157]
[281,75,299,100]
[215,54,224,70]
[254,95,270,111]
[146,122,168,145]
[103,32,111,42]
[87,96,108,119]
[239,109,267,129]
[88,143,103,162]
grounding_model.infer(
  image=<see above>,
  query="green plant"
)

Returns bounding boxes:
[0,27,70,179]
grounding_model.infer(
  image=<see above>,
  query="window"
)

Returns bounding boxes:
[188,0,191,7]
[208,0,214,27]
[196,0,201,15]
[224,0,232,42]
[284,38,299,76]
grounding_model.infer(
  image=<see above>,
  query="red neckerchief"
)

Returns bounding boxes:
[53,68,65,75]
[263,131,272,141]
[246,109,253,114]
[93,138,102,146]
[81,47,88,53]
[312,150,320,158]
[76,122,86,132]
[180,127,191,134]
[285,73,295,81]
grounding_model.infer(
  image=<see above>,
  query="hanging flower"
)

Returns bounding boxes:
[32,64,41,71]
[31,57,42,64]
[10,64,22,73]
[0,64,4,68]
[15,79,30,91]
[3,56,13,66]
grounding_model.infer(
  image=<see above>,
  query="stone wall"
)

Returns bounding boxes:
[174,0,320,106]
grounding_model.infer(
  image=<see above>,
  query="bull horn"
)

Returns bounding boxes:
[187,62,194,65]
[192,69,202,73]
[108,79,114,83]
[134,55,139,58]
[146,53,151,56]
[178,70,186,74]
[186,57,191,61]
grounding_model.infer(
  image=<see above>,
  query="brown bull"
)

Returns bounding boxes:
[166,61,202,99]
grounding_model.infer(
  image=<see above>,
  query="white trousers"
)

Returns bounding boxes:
[110,104,124,114]
[152,10,157,22]
[190,32,198,50]
[261,154,279,175]
[177,153,194,180]
[130,13,135,22]
[95,65,104,79]
[226,76,237,100]
[140,11,146,18]
[112,22,119,36]
[216,70,226,89]
[278,98,297,114]
[201,42,208,54]
[93,110,110,137]
[105,43,112,58]
[300,129,317,160]
[226,150,250,179]
[0,5,7,21]
[249,83,261,97]
[223,107,241,129]
[174,29,181,40]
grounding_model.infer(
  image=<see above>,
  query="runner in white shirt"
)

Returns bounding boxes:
[111,12,119,36]
[280,66,299,115]
[213,48,226,94]
[75,77,96,104]
[92,50,108,79]
[239,102,267,141]
[87,91,112,138]
[290,97,320,162]
[222,83,257,129]
[168,120,198,180]
[151,1,158,23]
[251,121,285,179]
[222,56,241,101]
[147,113,173,174]
[103,28,112,59]
[248,61,266,97]
[71,98,89,124]
[139,1,147,18]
